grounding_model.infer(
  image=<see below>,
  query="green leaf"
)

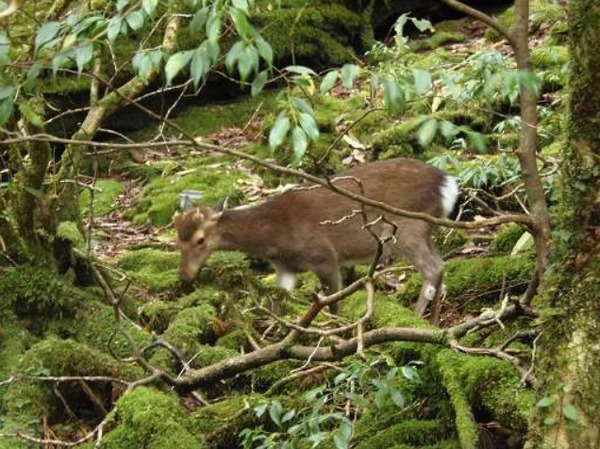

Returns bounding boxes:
[308,432,327,448]
[254,403,268,418]
[232,0,249,13]
[25,63,42,90]
[562,404,578,422]
[268,113,290,149]
[225,41,244,73]
[35,22,61,52]
[52,50,72,76]
[543,417,556,426]
[0,85,15,101]
[440,120,458,140]
[418,118,438,147]
[340,64,360,89]
[292,126,308,162]
[320,70,339,94]
[382,77,403,115]
[19,101,45,128]
[0,98,13,127]
[390,389,405,407]
[24,187,43,199]
[229,6,253,38]
[298,112,319,140]
[75,40,93,74]
[207,15,221,43]
[268,400,283,426]
[412,68,432,95]
[255,36,273,66]
[466,130,486,152]
[251,70,268,96]
[284,65,317,76]
[191,48,209,88]
[401,366,418,382]
[142,0,158,16]
[126,10,144,31]
[281,409,296,423]
[116,0,129,12]
[164,50,193,85]
[290,97,314,115]
[238,44,258,80]
[190,7,208,32]
[0,31,9,66]
[411,17,434,32]
[107,16,123,42]
[333,420,352,449]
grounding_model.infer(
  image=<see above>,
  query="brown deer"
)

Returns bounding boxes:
[174,158,458,318]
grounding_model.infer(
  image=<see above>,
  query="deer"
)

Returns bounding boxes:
[174,157,459,320]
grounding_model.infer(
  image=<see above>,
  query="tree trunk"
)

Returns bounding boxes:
[527,0,600,447]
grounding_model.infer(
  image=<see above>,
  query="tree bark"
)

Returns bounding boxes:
[527,0,600,446]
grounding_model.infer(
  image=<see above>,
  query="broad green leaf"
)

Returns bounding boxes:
[116,0,129,12]
[418,118,438,147]
[19,102,44,128]
[164,50,193,85]
[0,85,15,101]
[24,187,43,198]
[281,409,296,423]
[25,63,42,90]
[254,403,268,417]
[382,77,403,115]
[292,126,308,162]
[255,36,273,66]
[284,65,317,76]
[107,16,123,42]
[35,22,61,52]
[543,417,556,426]
[126,10,144,31]
[411,17,434,32]
[269,113,290,149]
[191,48,210,88]
[52,50,72,76]
[207,15,221,43]
[308,432,327,448]
[562,404,577,422]
[0,98,13,127]
[333,420,352,449]
[268,400,283,426]
[340,64,360,89]
[238,44,258,80]
[390,389,405,407]
[412,68,432,95]
[225,41,243,73]
[190,7,208,32]
[440,120,458,140]
[466,130,486,152]
[401,365,418,382]
[232,0,249,13]
[142,0,158,16]
[299,112,319,140]
[0,31,9,66]
[290,96,314,115]
[320,70,339,93]
[229,6,253,38]
[75,41,93,74]
[251,70,268,96]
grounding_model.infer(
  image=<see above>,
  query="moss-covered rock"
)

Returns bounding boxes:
[189,394,265,449]
[531,45,569,69]
[133,164,248,227]
[354,419,448,448]
[489,224,526,254]
[396,254,535,311]
[101,387,203,449]
[409,31,467,53]
[117,248,180,295]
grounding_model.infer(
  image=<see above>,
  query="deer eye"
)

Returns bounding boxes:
[197,237,205,246]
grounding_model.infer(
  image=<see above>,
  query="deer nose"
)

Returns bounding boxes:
[180,269,194,283]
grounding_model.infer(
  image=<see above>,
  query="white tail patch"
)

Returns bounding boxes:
[424,285,437,301]
[440,176,459,218]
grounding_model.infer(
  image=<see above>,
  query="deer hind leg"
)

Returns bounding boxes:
[314,265,342,314]
[394,226,444,322]
[272,264,297,314]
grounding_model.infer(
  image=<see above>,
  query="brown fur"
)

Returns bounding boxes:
[174,158,457,318]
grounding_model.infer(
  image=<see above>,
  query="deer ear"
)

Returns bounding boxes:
[179,190,203,211]
[214,196,230,213]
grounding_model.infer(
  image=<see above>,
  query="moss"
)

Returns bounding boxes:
[409,31,467,53]
[435,229,468,256]
[102,387,203,449]
[189,394,265,449]
[55,221,85,250]
[139,301,183,333]
[195,251,253,291]
[489,224,525,254]
[167,304,218,345]
[79,179,125,217]
[117,248,180,295]
[531,45,569,69]
[133,163,248,227]
[2,338,141,442]
[396,255,535,311]
[0,267,78,319]
[354,419,447,448]
[251,360,303,392]
[436,349,533,442]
